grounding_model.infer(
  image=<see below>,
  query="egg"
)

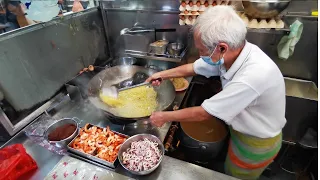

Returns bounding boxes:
[268,19,277,28]
[208,0,213,4]
[258,19,268,29]
[248,19,259,29]
[276,20,284,29]
[242,16,249,26]
[179,5,186,11]
[186,5,192,11]
[185,17,192,25]
[200,0,206,4]
[179,19,186,25]
[184,10,189,14]
[204,1,209,7]
[199,5,206,11]
[196,1,201,6]
[181,1,187,7]
[191,5,199,11]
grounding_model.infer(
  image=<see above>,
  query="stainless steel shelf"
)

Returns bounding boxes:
[247,27,290,34]
[125,48,187,63]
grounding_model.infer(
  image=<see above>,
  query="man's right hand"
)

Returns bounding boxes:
[146,73,163,86]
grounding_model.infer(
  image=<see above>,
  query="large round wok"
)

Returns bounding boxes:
[87,65,176,121]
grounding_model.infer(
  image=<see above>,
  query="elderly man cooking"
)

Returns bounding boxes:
[147,6,286,180]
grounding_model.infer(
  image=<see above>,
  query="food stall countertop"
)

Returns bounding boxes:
[1,76,236,180]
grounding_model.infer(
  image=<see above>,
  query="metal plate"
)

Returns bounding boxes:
[67,123,129,169]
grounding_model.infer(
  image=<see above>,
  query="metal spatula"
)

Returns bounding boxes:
[102,77,162,98]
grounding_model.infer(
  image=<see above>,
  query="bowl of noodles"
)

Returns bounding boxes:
[170,77,189,92]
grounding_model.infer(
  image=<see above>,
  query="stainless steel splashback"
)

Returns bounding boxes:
[101,0,189,58]
[0,8,108,111]
[246,16,318,85]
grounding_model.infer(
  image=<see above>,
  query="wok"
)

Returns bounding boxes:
[87,65,176,121]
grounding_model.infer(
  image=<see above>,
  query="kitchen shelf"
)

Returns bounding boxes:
[125,47,188,63]
[247,26,290,35]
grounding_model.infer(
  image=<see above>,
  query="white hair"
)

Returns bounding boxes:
[193,6,247,51]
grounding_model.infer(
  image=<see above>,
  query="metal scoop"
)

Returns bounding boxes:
[102,77,162,98]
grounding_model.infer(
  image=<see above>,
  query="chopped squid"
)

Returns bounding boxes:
[122,138,162,172]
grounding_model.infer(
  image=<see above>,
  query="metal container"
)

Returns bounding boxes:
[167,43,184,56]
[149,40,169,55]
[179,121,228,159]
[242,0,291,19]
[43,117,80,148]
[67,123,129,168]
[111,57,137,66]
[118,134,164,175]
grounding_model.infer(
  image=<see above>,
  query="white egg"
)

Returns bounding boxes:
[268,19,277,28]
[179,5,186,11]
[185,18,192,25]
[186,5,192,11]
[258,19,268,29]
[276,20,284,29]
[248,19,259,29]
[199,5,206,11]
[242,16,249,26]
[179,19,186,25]
[191,5,199,11]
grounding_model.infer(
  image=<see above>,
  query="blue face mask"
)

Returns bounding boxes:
[200,46,224,66]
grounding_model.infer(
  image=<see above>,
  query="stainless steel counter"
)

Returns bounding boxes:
[1,76,236,180]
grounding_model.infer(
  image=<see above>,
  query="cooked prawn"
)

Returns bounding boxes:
[70,124,127,163]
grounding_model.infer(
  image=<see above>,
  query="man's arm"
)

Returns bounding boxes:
[150,106,213,127]
[147,63,196,82]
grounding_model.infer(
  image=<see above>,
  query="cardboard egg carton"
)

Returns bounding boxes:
[179,0,232,15]
[179,0,233,25]
[237,12,285,29]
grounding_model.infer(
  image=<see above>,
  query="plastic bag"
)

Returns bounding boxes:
[0,144,38,180]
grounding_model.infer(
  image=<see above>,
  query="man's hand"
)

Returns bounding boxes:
[150,112,167,127]
[146,73,162,86]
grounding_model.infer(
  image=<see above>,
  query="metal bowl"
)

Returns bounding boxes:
[167,43,184,56]
[118,134,165,175]
[242,0,291,19]
[43,118,80,148]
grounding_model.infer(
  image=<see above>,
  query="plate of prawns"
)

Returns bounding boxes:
[69,123,128,163]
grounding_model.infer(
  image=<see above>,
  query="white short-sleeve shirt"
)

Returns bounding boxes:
[193,41,286,138]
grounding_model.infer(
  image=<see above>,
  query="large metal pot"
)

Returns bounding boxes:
[179,119,228,159]
[242,0,291,19]
[87,65,176,121]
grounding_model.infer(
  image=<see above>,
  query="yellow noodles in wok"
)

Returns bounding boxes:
[99,85,157,118]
